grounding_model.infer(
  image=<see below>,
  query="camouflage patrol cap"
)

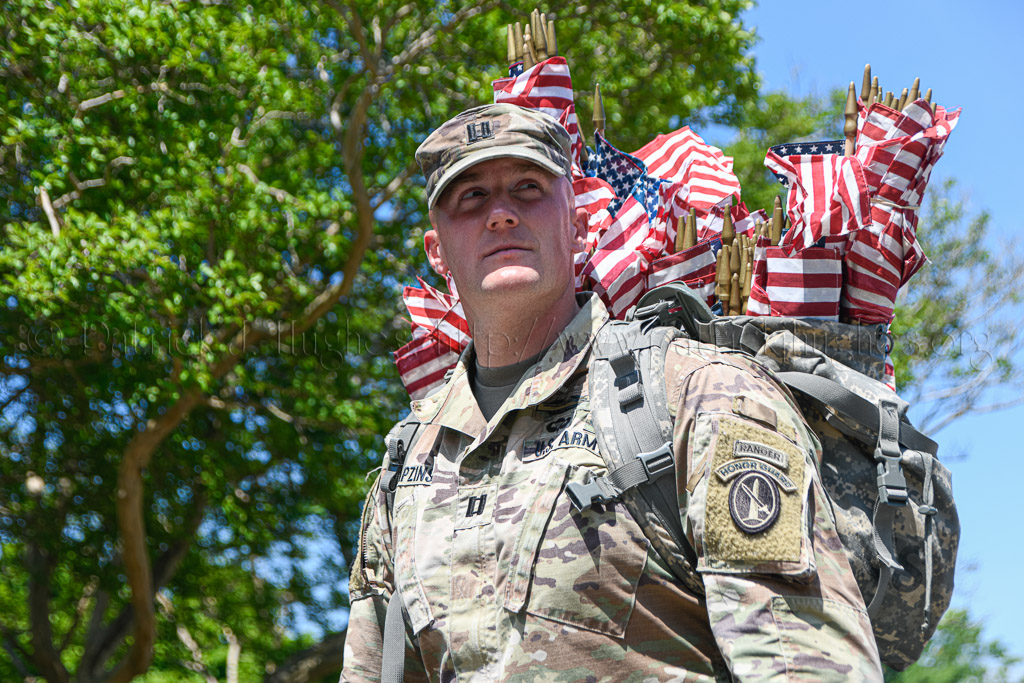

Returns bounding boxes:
[416,103,573,209]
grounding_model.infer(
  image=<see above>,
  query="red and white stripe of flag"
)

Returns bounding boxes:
[582,196,653,317]
[394,333,461,400]
[633,127,740,210]
[402,278,470,350]
[748,240,843,319]
[648,238,718,306]
[764,151,871,253]
[493,57,583,176]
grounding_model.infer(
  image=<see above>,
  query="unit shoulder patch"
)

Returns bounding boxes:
[704,414,807,564]
[728,471,780,534]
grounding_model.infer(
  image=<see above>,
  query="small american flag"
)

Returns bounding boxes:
[633,127,741,210]
[747,244,843,319]
[402,278,470,350]
[394,333,461,400]
[581,133,663,316]
[842,99,961,323]
[764,150,871,253]
[493,56,583,176]
[395,279,470,398]
[648,237,722,307]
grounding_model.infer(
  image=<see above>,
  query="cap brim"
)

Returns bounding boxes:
[427,147,567,209]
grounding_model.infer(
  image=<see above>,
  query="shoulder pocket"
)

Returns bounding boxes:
[691,412,815,578]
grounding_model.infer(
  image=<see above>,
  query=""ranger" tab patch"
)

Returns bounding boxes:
[732,439,789,470]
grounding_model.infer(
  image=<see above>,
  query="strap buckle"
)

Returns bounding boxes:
[566,478,617,511]
[875,452,908,506]
[638,442,674,481]
[875,399,907,506]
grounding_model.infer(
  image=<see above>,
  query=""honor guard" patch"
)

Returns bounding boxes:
[704,414,807,564]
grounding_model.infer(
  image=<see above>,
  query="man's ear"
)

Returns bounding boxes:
[570,206,588,255]
[424,228,448,276]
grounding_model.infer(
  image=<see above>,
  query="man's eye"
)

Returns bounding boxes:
[459,188,486,201]
[517,181,541,191]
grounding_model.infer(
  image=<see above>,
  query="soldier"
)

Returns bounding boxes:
[341,104,883,681]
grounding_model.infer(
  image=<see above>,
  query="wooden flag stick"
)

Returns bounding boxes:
[860,64,872,101]
[546,14,557,57]
[507,25,515,64]
[883,91,894,108]
[897,87,909,111]
[593,84,605,136]
[771,196,783,245]
[844,82,857,156]
[523,27,537,70]
[674,215,686,252]
[514,22,524,62]
[908,77,920,104]
[716,249,729,302]
[868,76,879,105]
[533,9,548,60]
[729,273,742,316]
[722,205,735,246]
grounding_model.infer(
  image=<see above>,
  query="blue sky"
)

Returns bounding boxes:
[740,0,1024,665]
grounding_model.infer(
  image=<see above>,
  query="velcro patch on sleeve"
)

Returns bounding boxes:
[704,414,806,564]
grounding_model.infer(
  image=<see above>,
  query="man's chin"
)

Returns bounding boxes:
[479,267,542,292]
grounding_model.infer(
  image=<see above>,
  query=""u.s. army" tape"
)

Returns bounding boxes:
[715,457,797,493]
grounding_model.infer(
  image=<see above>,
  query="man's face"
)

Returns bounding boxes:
[425,157,587,314]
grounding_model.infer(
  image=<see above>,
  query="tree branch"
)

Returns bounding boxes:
[37,186,62,236]
[229,110,310,149]
[263,632,346,683]
[50,157,135,210]
[27,542,70,683]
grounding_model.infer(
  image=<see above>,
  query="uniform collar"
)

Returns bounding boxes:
[410,293,609,444]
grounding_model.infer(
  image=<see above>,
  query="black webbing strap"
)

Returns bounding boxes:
[776,372,937,456]
[566,322,687,559]
[775,371,943,619]
[380,419,422,511]
[381,590,406,683]
[378,418,421,681]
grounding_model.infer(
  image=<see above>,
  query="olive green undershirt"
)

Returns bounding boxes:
[471,349,545,422]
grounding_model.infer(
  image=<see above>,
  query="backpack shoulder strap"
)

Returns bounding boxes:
[568,318,704,595]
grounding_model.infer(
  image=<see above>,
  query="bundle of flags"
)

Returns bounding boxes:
[393,54,958,399]
[393,278,470,400]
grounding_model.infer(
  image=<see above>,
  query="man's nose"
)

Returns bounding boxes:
[487,199,519,231]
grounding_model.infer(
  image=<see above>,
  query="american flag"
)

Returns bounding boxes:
[764,150,871,253]
[394,333,462,400]
[493,56,583,176]
[402,278,470,350]
[633,127,741,209]
[747,243,843,319]
[842,99,961,323]
[395,279,470,398]
[581,132,663,316]
[648,236,722,307]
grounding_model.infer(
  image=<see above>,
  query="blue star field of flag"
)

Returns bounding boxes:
[768,140,844,186]
[587,132,664,221]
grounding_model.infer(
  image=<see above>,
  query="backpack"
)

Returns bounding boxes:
[379,282,959,672]
[567,282,958,671]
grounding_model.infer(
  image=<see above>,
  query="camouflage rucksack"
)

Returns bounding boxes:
[567,282,959,670]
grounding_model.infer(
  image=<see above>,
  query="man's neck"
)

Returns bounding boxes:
[467,291,580,368]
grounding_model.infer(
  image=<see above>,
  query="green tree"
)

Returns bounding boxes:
[885,610,1021,683]
[0,1,758,680]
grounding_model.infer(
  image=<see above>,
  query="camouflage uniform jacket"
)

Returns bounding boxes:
[342,294,882,682]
